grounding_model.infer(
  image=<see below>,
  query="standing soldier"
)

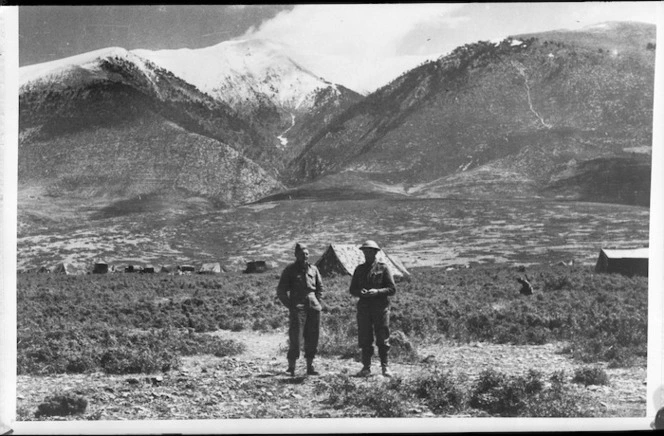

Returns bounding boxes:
[277,243,324,376]
[349,240,396,377]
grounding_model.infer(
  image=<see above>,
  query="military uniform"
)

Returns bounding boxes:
[277,259,324,369]
[349,254,396,375]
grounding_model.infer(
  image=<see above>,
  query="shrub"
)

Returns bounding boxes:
[469,369,544,416]
[35,392,88,417]
[320,375,407,417]
[572,366,610,386]
[411,370,466,415]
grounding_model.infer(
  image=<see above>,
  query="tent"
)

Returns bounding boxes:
[179,265,196,274]
[315,244,411,282]
[595,247,648,277]
[92,261,109,274]
[51,262,79,275]
[244,261,269,274]
[160,264,178,274]
[199,262,222,274]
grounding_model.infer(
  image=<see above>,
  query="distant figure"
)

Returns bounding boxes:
[277,243,324,377]
[516,276,533,295]
[349,240,397,377]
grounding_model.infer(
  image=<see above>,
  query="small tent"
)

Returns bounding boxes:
[140,265,155,274]
[595,247,648,277]
[315,244,411,282]
[199,262,222,274]
[179,265,196,274]
[244,261,269,274]
[92,261,109,274]
[51,262,79,275]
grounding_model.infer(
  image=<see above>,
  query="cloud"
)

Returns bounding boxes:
[240,3,660,94]
[241,4,464,93]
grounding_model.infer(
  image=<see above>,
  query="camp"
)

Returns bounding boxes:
[595,247,648,277]
[315,244,411,282]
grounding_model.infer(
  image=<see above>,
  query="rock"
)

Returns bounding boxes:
[126,378,140,385]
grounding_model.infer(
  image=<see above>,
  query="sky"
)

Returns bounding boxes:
[17,2,664,94]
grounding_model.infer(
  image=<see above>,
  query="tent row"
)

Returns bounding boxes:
[27,262,224,275]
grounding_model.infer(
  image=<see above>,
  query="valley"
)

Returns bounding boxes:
[17,195,649,274]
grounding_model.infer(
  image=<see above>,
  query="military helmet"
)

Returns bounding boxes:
[359,240,381,251]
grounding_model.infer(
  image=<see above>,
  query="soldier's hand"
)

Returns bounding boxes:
[364,288,379,297]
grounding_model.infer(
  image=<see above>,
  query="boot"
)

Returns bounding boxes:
[286,358,296,376]
[379,348,392,377]
[306,358,319,376]
[356,348,372,377]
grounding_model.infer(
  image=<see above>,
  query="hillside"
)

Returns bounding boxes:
[285,22,655,206]
[18,48,284,207]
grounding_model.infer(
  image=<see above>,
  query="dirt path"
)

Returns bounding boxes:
[15,329,647,421]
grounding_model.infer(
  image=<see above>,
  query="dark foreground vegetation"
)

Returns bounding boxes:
[17,263,647,418]
[18,263,647,375]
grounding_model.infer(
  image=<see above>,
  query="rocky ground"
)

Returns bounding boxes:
[15,329,647,423]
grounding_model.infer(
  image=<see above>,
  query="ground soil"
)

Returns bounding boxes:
[15,328,647,422]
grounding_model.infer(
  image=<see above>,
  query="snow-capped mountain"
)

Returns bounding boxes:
[132,39,363,158]
[19,45,284,208]
[134,39,337,112]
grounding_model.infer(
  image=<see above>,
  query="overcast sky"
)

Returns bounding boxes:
[19,3,662,93]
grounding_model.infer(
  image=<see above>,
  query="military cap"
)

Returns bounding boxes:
[359,240,381,251]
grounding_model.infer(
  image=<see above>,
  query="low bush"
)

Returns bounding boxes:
[35,392,88,417]
[320,374,407,417]
[17,326,244,375]
[411,370,466,415]
[319,367,599,417]
[572,366,610,386]
[467,368,590,417]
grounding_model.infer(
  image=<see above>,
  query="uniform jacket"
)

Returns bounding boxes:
[277,262,324,311]
[349,261,396,307]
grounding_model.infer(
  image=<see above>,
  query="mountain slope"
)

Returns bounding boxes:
[285,22,655,206]
[133,39,363,168]
[19,47,283,207]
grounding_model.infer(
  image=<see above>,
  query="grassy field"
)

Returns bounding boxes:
[16,262,648,419]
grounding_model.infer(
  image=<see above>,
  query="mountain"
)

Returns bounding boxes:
[285,22,655,206]
[19,47,283,208]
[133,39,363,168]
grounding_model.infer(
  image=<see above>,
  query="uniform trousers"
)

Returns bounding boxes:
[357,303,390,358]
[287,306,320,360]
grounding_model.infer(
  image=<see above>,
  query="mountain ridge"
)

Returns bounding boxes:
[284,22,654,206]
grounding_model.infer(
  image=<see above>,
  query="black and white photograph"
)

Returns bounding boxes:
[1,2,663,433]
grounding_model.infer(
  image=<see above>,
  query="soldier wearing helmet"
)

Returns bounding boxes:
[277,242,324,376]
[349,240,396,377]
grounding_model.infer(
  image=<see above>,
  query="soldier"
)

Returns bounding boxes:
[349,240,396,377]
[277,243,324,376]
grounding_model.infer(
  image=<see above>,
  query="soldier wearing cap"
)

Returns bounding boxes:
[349,240,396,377]
[277,242,324,376]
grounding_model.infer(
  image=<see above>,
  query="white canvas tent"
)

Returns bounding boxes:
[199,262,222,274]
[595,247,648,277]
[315,244,411,282]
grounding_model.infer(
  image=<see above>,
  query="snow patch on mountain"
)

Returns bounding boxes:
[20,47,157,88]
[133,39,338,111]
